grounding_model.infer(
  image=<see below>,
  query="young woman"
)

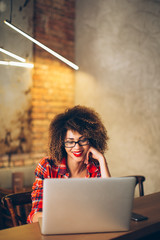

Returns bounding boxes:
[27,105,111,223]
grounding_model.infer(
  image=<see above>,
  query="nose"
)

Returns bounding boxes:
[73,141,81,148]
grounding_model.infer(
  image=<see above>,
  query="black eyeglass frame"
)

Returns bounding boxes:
[64,138,90,148]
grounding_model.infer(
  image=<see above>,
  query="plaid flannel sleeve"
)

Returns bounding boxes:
[27,158,49,223]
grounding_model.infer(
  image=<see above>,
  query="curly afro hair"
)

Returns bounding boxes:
[48,105,109,165]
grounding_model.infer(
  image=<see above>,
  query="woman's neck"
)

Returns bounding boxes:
[67,158,87,178]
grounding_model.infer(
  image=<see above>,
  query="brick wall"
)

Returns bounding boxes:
[31,0,75,158]
[0,0,75,167]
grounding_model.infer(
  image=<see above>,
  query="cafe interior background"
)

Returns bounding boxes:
[0,0,159,197]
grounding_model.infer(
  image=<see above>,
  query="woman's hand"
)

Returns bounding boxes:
[85,146,111,178]
[32,212,43,223]
[84,147,102,164]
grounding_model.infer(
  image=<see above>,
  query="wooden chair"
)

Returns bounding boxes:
[0,188,13,229]
[1,191,32,227]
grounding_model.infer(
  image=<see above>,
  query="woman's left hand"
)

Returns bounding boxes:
[84,146,111,178]
[84,146,104,164]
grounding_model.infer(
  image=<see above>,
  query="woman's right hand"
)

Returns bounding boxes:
[32,212,43,223]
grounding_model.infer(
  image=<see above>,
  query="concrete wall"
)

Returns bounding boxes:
[0,0,33,157]
[0,0,75,168]
[75,0,160,195]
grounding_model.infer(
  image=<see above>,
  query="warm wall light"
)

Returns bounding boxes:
[0,47,26,62]
[0,60,34,68]
[4,20,79,70]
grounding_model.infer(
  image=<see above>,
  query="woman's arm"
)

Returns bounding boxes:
[27,183,43,223]
[97,155,111,178]
[27,157,51,223]
[85,147,111,178]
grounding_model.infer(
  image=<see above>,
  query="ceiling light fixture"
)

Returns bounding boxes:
[4,20,79,70]
[0,60,34,68]
[0,47,26,62]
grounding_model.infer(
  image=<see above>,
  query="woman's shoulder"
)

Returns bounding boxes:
[34,156,58,178]
[37,156,57,168]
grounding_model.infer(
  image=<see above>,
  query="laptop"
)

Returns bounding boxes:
[39,177,136,235]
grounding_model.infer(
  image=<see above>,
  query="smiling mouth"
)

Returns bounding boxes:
[72,151,83,157]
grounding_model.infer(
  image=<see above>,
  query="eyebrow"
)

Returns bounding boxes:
[65,136,84,140]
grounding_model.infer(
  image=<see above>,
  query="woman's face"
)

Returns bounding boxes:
[64,130,90,163]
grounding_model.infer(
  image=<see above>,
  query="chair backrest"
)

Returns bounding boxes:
[126,175,145,197]
[1,191,32,227]
[134,175,145,197]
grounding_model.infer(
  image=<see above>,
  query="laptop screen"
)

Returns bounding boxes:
[40,177,136,235]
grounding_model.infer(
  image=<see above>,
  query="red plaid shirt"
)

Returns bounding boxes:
[27,157,101,223]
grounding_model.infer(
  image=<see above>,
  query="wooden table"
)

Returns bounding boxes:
[0,192,160,240]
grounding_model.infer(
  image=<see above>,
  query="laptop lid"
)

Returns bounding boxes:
[40,177,136,235]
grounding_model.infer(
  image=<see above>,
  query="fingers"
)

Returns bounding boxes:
[84,150,92,164]
[87,147,104,164]
[84,147,103,165]
[88,147,99,159]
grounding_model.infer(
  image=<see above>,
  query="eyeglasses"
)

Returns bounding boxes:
[64,138,89,148]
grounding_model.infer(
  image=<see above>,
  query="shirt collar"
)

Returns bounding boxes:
[58,158,99,178]
[57,157,70,178]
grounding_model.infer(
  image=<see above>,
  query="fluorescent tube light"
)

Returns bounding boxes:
[4,20,79,70]
[0,47,26,62]
[0,60,34,68]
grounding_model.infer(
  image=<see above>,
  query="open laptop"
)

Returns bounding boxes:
[39,177,136,235]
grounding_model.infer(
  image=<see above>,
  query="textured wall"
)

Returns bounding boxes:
[75,0,160,195]
[0,0,33,161]
[0,0,75,168]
